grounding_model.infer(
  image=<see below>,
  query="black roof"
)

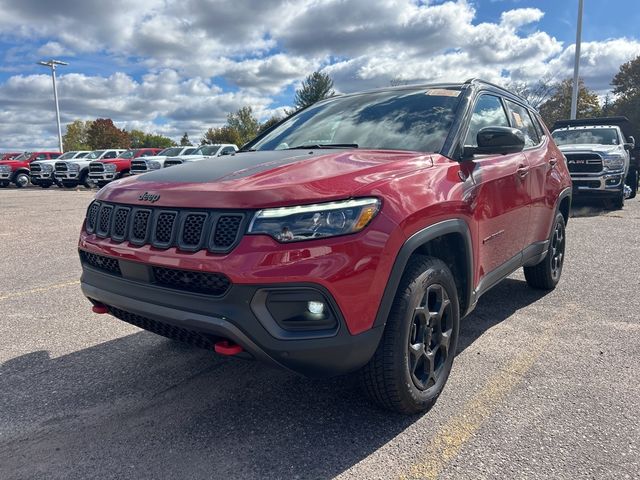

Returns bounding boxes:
[552,117,634,139]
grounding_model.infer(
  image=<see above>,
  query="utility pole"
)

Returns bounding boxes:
[570,0,583,120]
[38,59,68,152]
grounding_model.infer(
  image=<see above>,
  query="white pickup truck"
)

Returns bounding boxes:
[551,117,636,209]
[130,146,198,175]
[163,144,238,168]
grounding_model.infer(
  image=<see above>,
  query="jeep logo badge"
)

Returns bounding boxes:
[138,192,160,203]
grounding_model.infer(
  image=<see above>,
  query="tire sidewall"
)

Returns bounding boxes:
[396,261,460,410]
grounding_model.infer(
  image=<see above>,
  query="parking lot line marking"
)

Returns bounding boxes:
[0,280,80,301]
[401,303,578,480]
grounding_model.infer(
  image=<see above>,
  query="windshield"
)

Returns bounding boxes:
[85,150,106,159]
[118,150,136,159]
[552,128,620,146]
[194,146,220,155]
[58,151,78,159]
[158,147,183,156]
[249,88,462,153]
[13,152,32,161]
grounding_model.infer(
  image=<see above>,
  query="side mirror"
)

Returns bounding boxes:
[477,126,525,155]
[624,136,635,151]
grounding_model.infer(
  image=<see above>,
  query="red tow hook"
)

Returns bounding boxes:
[92,304,109,314]
[214,340,243,356]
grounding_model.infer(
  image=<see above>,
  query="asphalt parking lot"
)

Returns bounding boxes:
[1,187,639,480]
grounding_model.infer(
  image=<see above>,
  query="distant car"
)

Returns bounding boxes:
[130,146,198,174]
[163,144,238,168]
[31,151,91,188]
[0,151,61,188]
[89,148,163,187]
[1,152,22,161]
[54,149,125,188]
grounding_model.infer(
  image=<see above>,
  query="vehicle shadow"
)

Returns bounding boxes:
[570,198,610,218]
[0,278,547,480]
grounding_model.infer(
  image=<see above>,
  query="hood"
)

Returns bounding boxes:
[136,155,167,162]
[97,149,433,209]
[558,144,623,155]
[167,154,212,161]
[32,159,60,166]
[0,160,25,169]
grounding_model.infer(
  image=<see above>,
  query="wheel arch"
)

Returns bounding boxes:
[373,219,474,329]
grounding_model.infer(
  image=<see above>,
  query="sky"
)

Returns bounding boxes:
[0,0,639,150]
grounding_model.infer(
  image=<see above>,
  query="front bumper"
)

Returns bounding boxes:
[571,171,625,196]
[31,172,54,180]
[55,172,80,180]
[89,172,117,181]
[0,173,11,180]
[81,263,383,377]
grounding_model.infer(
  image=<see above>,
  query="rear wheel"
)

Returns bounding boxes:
[361,256,460,414]
[524,213,566,290]
[14,172,29,188]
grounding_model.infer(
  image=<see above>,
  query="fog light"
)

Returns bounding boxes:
[307,301,325,315]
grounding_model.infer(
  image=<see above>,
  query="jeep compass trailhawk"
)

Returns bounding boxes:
[78,79,572,413]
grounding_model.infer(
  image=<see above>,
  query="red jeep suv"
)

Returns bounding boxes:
[79,80,571,413]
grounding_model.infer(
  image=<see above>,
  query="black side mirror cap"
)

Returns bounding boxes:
[462,126,526,159]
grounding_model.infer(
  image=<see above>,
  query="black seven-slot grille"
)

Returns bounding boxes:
[90,162,105,173]
[79,250,231,296]
[85,200,247,253]
[31,163,42,173]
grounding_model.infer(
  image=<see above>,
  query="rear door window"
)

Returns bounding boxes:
[505,100,540,148]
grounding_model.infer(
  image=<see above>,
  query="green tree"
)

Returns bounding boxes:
[62,120,93,151]
[538,79,601,128]
[227,106,260,145]
[258,115,282,133]
[87,118,130,149]
[128,129,174,148]
[144,134,174,148]
[201,125,243,146]
[180,132,193,146]
[293,71,335,111]
[611,55,640,141]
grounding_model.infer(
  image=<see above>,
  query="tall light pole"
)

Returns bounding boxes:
[570,0,584,120]
[38,59,68,152]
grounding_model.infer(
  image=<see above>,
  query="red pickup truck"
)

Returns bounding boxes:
[79,79,572,413]
[0,151,61,188]
[89,148,163,187]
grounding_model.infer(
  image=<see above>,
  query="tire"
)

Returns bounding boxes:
[40,183,52,189]
[80,171,92,189]
[610,190,624,210]
[524,213,566,290]
[626,166,638,199]
[14,172,29,188]
[97,181,108,188]
[361,255,460,414]
[0,181,9,188]
[61,181,76,188]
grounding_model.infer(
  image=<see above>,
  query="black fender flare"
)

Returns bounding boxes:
[552,187,572,233]
[373,218,474,328]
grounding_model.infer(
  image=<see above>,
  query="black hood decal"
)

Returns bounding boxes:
[136,150,349,184]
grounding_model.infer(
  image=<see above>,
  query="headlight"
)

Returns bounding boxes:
[0,165,11,173]
[603,154,625,170]
[42,163,53,172]
[148,161,161,169]
[68,163,79,171]
[248,198,381,242]
[104,163,117,172]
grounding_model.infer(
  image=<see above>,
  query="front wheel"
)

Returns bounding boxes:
[361,256,460,414]
[524,213,566,290]
[14,172,29,188]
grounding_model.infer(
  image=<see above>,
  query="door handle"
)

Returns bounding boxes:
[517,165,529,178]
[549,157,558,167]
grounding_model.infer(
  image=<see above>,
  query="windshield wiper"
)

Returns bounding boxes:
[285,143,359,150]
